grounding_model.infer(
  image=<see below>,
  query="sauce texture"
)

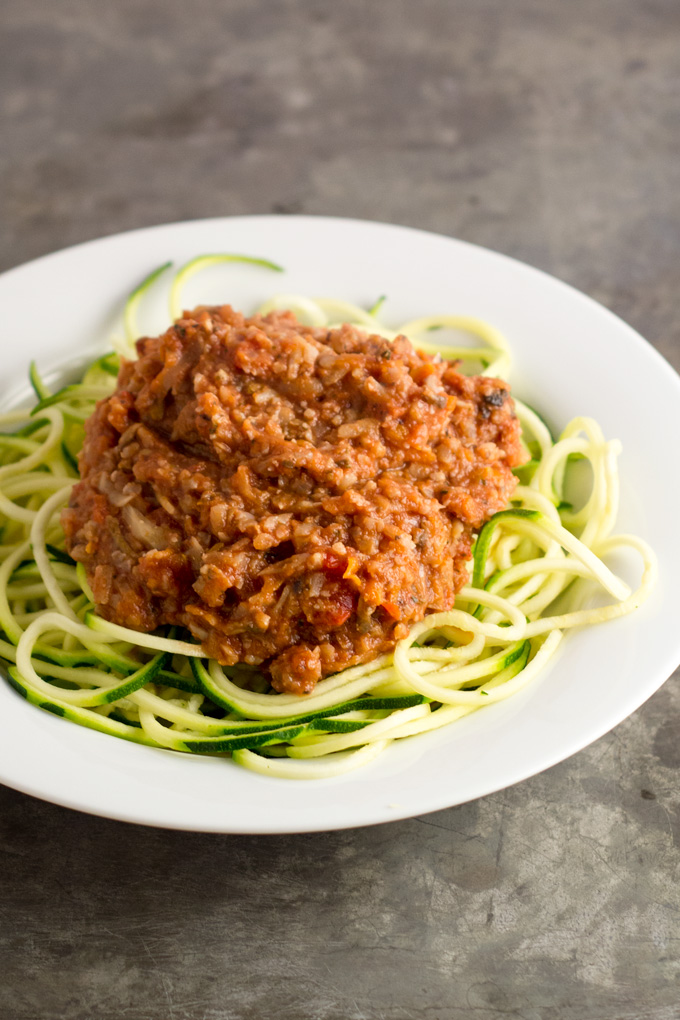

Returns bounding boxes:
[63,306,525,693]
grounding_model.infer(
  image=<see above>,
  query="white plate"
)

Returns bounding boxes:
[1,215,678,833]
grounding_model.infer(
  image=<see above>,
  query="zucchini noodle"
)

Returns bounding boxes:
[0,256,657,779]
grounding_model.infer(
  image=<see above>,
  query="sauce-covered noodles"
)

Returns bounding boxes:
[0,257,656,778]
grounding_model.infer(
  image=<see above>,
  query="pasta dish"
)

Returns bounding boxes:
[0,256,656,778]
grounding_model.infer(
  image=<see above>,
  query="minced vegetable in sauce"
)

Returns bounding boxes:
[62,306,525,693]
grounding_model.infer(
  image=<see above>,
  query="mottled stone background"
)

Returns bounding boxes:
[1,2,679,1018]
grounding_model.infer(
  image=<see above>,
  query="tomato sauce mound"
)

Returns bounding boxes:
[62,306,525,694]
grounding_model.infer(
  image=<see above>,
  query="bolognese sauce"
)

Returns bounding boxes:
[62,306,525,694]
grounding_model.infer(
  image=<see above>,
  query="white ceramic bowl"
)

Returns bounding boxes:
[0,215,678,832]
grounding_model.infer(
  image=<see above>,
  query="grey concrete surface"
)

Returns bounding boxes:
[1,1,680,1017]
